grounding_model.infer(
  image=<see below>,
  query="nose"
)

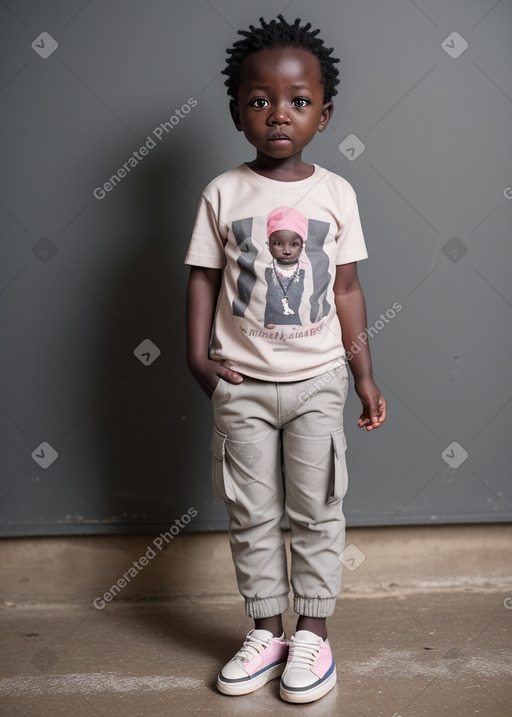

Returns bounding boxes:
[268,103,290,125]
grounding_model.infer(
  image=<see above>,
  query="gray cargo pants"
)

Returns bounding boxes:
[210,360,349,619]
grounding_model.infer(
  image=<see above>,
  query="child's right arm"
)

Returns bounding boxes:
[186,266,244,398]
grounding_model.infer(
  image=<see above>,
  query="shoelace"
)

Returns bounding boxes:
[235,633,272,662]
[287,637,321,667]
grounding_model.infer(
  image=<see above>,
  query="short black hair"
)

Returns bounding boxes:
[222,15,340,103]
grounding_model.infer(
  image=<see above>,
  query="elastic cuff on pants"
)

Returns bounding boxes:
[294,595,336,618]
[245,593,289,619]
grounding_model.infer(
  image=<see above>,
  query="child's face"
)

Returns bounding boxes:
[230,46,332,162]
[269,230,303,265]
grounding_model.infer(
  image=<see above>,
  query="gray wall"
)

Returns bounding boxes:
[1,0,511,536]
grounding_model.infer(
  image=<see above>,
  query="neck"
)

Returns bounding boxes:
[247,152,314,181]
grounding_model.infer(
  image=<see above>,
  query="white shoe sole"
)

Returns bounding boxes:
[280,669,337,703]
[217,662,285,696]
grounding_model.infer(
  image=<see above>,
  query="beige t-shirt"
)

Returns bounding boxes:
[185,163,368,381]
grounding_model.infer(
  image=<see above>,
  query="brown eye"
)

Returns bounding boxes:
[251,98,268,108]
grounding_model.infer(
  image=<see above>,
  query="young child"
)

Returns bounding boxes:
[185,15,386,704]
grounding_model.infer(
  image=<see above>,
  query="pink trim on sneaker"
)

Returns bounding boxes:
[244,637,288,676]
[311,638,333,678]
[217,629,288,696]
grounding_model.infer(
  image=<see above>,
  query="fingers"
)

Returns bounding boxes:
[358,394,387,431]
[221,368,244,384]
[377,395,387,424]
[207,368,244,397]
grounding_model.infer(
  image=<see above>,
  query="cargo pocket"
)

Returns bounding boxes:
[210,426,236,504]
[327,426,348,504]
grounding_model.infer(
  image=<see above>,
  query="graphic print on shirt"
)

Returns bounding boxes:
[231,207,332,331]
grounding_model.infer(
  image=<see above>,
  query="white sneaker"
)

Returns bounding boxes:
[280,630,336,703]
[217,629,288,696]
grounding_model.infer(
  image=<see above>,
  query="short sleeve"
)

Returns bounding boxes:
[335,195,368,265]
[184,194,227,268]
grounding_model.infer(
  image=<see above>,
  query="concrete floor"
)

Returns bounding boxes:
[1,525,511,716]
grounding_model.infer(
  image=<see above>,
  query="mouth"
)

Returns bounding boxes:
[268,134,291,142]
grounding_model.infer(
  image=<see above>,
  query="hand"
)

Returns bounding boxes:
[354,376,387,431]
[188,357,243,399]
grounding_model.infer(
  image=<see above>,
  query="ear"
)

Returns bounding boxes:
[229,99,243,131]
[317,101,333,133]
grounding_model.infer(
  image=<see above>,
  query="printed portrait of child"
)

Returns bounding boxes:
[264,206,308,329]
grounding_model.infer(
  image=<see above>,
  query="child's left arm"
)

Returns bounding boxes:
[334,262,387,431]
